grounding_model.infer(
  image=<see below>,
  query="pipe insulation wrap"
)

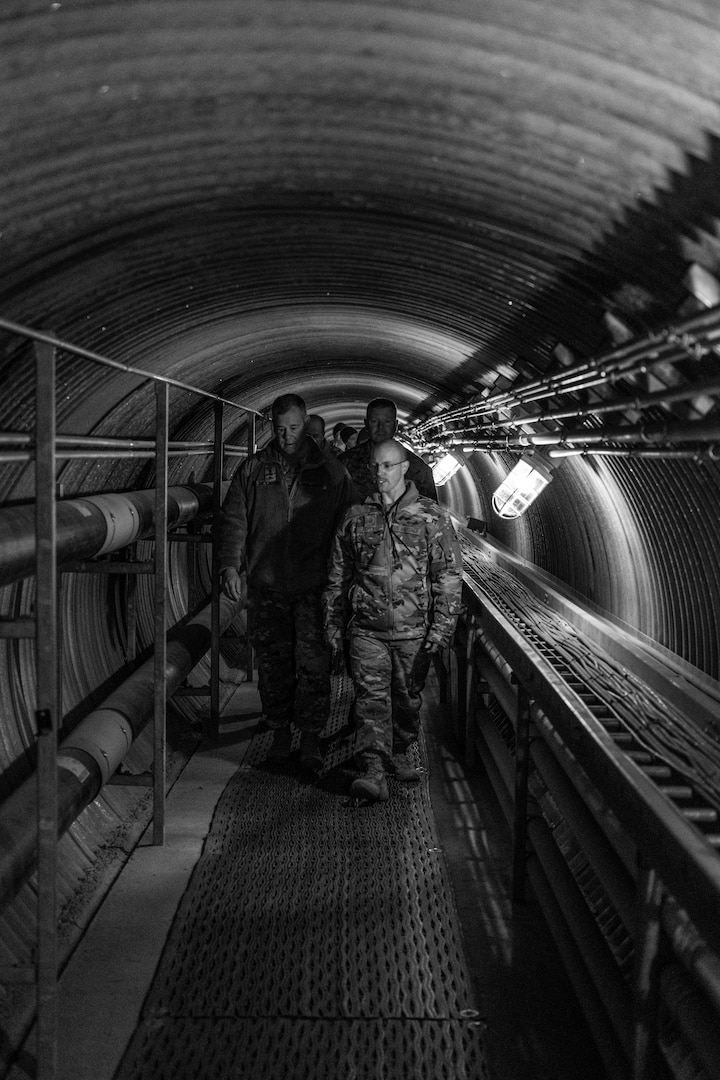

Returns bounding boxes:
[60,709,133,786]
[0,483,212,586]
[91,495,142,555]
[0,593,242,912]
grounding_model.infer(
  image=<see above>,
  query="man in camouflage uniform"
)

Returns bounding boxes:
[340,397,437,503]
[219,393,352,771]
[325,439,462,801]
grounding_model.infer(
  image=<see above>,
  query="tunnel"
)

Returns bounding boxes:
[2,2,720,1078]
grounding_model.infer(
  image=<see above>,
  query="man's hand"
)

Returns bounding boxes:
[220,567,244,603]
[326,627,346,674]
[422,639,440,654]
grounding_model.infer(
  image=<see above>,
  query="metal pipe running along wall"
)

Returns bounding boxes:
[0,592,242,911]
[0,484,215,587]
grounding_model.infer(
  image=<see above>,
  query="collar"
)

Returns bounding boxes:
[267,436,324,469]
[366,480,420,514]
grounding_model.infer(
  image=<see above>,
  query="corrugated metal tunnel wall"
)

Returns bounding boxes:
[2,3,720,1065]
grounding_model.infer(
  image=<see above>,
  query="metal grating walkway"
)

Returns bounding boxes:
[113,677,488,1080]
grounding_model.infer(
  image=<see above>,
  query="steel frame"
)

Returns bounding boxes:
[0,324,255,1078]
[454,550,720,1080]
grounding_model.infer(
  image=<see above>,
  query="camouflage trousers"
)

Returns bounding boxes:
[349,633,431,762]
[248,588,330,733]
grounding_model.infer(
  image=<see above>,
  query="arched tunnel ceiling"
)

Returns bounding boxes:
[7,9,720,1026]
[3,0,720,439]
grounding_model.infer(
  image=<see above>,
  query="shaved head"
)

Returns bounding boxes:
[371,439,409,503]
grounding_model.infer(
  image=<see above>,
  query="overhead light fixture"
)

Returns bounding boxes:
[432,452,463,487]
[684,263,720,308]
[603,311,634,345]
[492,455,553,519]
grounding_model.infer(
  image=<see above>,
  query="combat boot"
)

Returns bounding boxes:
[299,731,324,773]
[267,726,292,762]
[391,752,421,783]
[351,754,389,802]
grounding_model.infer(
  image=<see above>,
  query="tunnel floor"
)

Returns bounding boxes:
[13,672,607,1080]
[113,676,487,1080]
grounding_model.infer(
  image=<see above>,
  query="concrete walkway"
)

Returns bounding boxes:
[9,684,260,1080]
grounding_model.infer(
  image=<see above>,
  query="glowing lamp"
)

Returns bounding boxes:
[432,452,463,487]
[492,456,553,519]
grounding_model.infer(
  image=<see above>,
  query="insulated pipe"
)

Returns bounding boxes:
[0,484,215,587]
[412,304,720,436]
[0,593,241,911]
[528,415,720,447]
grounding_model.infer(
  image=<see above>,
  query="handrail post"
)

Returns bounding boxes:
[209,401,224,742]
[464,614,478,769]
[632,865,664,1079]
[245,414,256,682]
[512,683,531,903]
[152,383,169,845]
[35,340,59,1080]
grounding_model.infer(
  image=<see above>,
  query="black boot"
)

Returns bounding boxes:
[390,751,421,783]
[267,726,292,762]
[351,754,389,801]
[299,731,324,772]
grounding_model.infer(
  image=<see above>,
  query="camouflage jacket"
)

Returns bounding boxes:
[218,437,352,595]
[325,481,463,644]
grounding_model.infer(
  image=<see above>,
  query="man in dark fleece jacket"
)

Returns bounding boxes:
[218,392,352,771]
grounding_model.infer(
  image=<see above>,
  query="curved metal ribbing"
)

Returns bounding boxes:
[599,457,720,675]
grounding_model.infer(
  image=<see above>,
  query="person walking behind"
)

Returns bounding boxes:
[329,422,347,456]
[219,393,352,772]
[325,439,462,801]
[340,425,359,451]
[340,397,437,503]
[306,413,328,452]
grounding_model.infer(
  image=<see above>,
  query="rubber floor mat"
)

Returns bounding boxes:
[114,678,489,1079]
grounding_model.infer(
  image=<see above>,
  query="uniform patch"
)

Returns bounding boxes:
[260,464,280,485]
[364,511,383,530]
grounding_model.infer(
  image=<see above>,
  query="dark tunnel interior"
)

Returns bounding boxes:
[2,2,720,1077]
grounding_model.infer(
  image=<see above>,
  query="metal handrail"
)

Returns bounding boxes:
[0,317,263,416]
[457,549,720,1079]
[0,433,249,451]
[0,317,251,1080]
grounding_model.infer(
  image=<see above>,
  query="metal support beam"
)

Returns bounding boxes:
[35,340,58,1080]
[464,616,478,769]
[512,684,531,904]
[152,383,169,845]
[245,414,256,682]
[208,401,224,742]
[632,866,663,1080]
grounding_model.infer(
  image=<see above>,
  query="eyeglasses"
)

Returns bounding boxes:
[369,460,405,472]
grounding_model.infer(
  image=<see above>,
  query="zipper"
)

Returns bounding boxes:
[382,503,401,635]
